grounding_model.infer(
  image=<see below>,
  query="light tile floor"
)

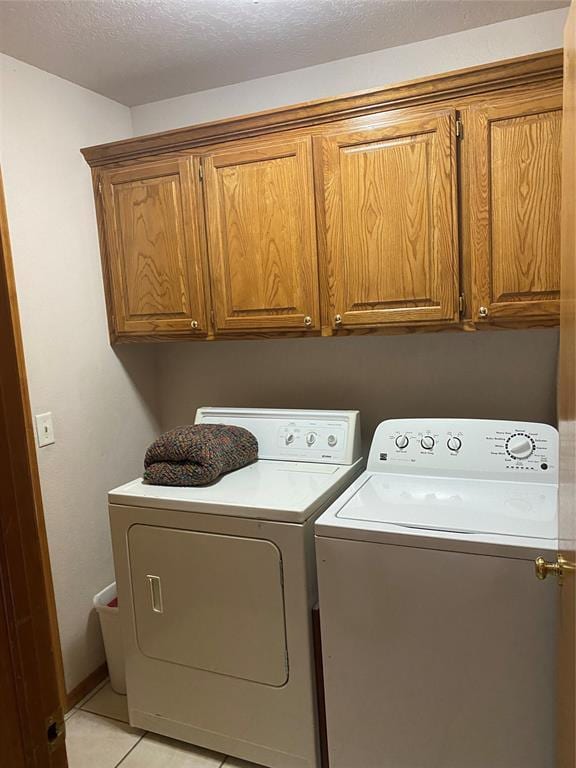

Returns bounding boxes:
[66,680,262,768]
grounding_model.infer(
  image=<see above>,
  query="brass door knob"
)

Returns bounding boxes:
[190,320,199,329]
[535,555,569,582]
[335,314,342,326]
[304,316,312,327]
[478,306,489,318]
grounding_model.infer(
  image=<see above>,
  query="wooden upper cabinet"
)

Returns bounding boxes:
[82,53,563,343]
[99,157,209,338]
[315,108,459,328]
[202,136,320,333]
[468,85,562,322]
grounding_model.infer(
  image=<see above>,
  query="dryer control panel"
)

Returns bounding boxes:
[196,408,361,465]
[367,419,558,483]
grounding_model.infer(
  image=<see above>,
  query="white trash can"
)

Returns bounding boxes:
[93,582,126,695]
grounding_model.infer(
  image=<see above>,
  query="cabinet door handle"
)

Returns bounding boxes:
[146,575,163,613]
[478,307,489,318]
[334,314,342,326]
[190,320,199,329]
[304,316,312,327]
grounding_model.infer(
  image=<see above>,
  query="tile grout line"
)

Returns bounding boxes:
[73,701,232,768]
[113,730,148,768]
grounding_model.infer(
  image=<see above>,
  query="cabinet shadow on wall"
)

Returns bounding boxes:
[110,342,162,433]
[151,328,559,449]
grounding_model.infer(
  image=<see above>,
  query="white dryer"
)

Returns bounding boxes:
[316,418,558,768]
[109,408,362,768]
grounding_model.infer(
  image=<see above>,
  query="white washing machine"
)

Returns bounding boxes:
[109,408,362,768]
[315,418,558,768]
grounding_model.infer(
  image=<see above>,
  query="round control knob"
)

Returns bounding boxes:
[306,432,317,447]
[421,436,435,450]
[395,435,409,450]
[327,434,338,447]
[447,436,462,452]
[507,434,534,460]
[285,433,295,446]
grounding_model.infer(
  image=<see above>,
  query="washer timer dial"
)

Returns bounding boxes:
[395,435,409,450]
[506,433,536,460]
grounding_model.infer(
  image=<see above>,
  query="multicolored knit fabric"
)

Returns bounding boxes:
[143,424,258,487]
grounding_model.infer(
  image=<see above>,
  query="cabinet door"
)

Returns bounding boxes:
[100,157,209,338]
[468,86,562,322]
[203,136,320,333]
[316,108,459,328]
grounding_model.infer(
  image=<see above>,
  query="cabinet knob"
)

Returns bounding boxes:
[190,320,199,329]
[478,307,489,319]
[334,314,342,326]
[304,316,312,327]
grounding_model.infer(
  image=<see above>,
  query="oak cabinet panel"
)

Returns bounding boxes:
[315,108,459,328]
[100,157,209,337]
[202,136,320,332]
[468,86,562,322]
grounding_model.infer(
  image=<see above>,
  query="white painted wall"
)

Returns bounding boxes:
[132,8,569,135]
[0,54,159,692]
[134,9,563,440]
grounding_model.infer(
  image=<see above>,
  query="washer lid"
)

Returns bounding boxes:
[333,473,557,540]
[109,459,362,523]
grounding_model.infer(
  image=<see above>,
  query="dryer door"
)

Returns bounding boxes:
[128,525,288,686]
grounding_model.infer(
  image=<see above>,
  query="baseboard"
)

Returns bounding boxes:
[65,662,108,712]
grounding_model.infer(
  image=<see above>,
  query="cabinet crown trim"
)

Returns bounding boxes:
[81,49,562,167]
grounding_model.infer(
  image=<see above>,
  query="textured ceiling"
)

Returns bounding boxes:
[0,0,569,106]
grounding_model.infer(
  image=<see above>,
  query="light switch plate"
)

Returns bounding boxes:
[35,412,55,447]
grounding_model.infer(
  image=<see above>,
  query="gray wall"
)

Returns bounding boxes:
[158,328,558,451]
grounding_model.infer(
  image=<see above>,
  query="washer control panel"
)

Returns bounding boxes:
[368,419,558,482]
